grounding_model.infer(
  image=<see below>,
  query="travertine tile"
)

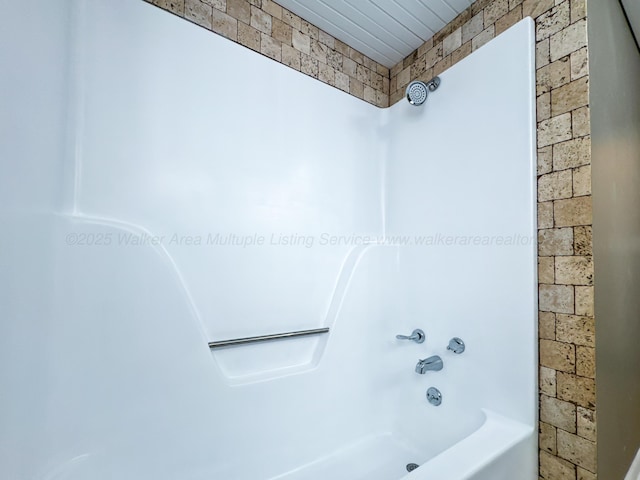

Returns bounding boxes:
[363,85,376,104]
[310,39,328,64]
[540,339,576,372]
[433,55,452,76]
[540,421,558,455]
[575,286,593,316]
[349,78,364,98]
[551,77,589,116]
[537,92,551,122]
[572,106,590,137]
[261,0,281,19]
[300,53,318,78]
[292,30,310,55]
[540,449,576,480]
[538,113,572,148]
[281,9,301,30]
[537,38,551,68]
[342,56,357,78]
[226,0,250,24]
[576,346,595,378]
[556,314,594,346]
[462,12,484,44]
[250,5,271,34]
[201,0,225,10]
[554,197,592,227]
[237,21,260,51]
[555,256,593,285]
[281,43,300,70]
[357,64,371,86]
[539,170,573,201]
[472,25,495,51]
[540,365,557,395]
[538,228,573,256]
[417,37,434,57]
[550,19,587,61]
[573,165,591,196]
[553,137,591,170]
[539,201,554,229]
[410,54,427,79]
[571,47,588,79]
[335,39,349,56]
[577,407,596,441]
[300,19,319,40]
[537,57,571,96]
[570,0,586,23]
[397,66,410,90]
[185,0,212,28]
[271,17,291,45]
[509,0,524,8]
[318,29,334,49]
[327,49,343,70]
[540,394,577,432]
[523,0,555,19]
[334,71,349,92]
[443,28,462,56]
[536,1,570,41]
[318,62,335,86]
[154,0,185,15]
[538,145,553,174]
[539,311,556,340]
[539,256,555,284]
[540,284,574,313]
[212,8,237,40]
[452,42,472,64]
[578,467,597,480]
[496,5,522,35]
[485,0,509,24]
[557,429,597,472]
[557,372,596,408]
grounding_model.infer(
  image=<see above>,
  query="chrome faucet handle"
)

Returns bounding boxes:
[396,329,425,344]
[447,337,465,354]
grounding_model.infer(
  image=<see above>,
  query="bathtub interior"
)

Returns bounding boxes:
[0,1,537,479]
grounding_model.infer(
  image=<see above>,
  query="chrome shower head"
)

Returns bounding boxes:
[406,81,428,106]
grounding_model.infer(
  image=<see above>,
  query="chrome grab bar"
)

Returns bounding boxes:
[208,327,329,349]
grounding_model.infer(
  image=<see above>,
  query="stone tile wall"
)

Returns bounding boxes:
[145,0,390,107]
[390,0,595,478]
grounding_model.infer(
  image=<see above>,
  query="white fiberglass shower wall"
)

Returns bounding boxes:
[0,1,537,479]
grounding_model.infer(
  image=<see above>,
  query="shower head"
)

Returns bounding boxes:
[406,81,428,106]
[405,77,441,106]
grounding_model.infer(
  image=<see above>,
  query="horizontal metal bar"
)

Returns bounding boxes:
[208,327,330,349]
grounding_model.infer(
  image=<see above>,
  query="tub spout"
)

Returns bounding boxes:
[415,355,443,374]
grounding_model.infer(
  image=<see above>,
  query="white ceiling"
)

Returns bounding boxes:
[277,0,476,68]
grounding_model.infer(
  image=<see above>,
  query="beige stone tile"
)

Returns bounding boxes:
[410,54,427,80]
[237,21,260,51]
[451,42,472,65]
[318,62,335,86]
[557,428,596,472]
[327,49,343,70]
[570,47,588,80]
[300,53,318,78]
[250,5,271,34]
[472,26,495,51]
[576,346,595,378]
[540,339,576,372]
[572,106,590,138]
[553,137,590,170]
[575,286,593,316]
[574,226,593,254]
[473,0,494,15]
[300,19,319,40]
[390,89,403,106]
[212,8,237,40]
[557,372,596,408]
[462,12,484,44]
[281,9,301,30]
[318,30,335,49]
[292,30,310,55]
[382,76,390,96]
[377,63,389,77]
[397,66,410,90]
[433,56,452,77]
[537,37,551,68]
[550,19,587,61]
[154,0,185,15]
[363,55,376,70]
[539,170,573,201]
[538,146,553,175]
[572,165,591,196]
[555,256,593,285]
[260,33,281,61]
[510,0,524,8]
[261,0,281,19]
[389,75,397,96]
[341,56,357,78]
[334,39,349,56]
[443,27,462,56]
[310,39,328,64]
[551,77,589,116]
[417,38,434,58]
[349,78,364,99]
[496,5,523,35]
[536,1,570,41]
[539,256,555,284]
[538,228,573,256]
[538,113,572,148]
[271,17,291,45]
[281,43,300,70]
[335,71,349,93]
[357,64,372,86]
[537,92,551,122]
[425,43,443,69]
[485,0,509,24]
[375,90,388,108]
[570,0,586,23]
[554,197,592,227]
[247,0,259,6]
[201,0,225,10]
[537,57,571,96]
[539,200,554,228]
[540,449,576,479]
[363,85,376,104]
[185,0,212,28]
[540,394,577,432]
[578,467,597,480]
[371,72,383,91]
[556,314,594,346]
[226,0,249,23]
[540,365,557,396]
[523,0,555,19]
[540,284,574,313]
[540,421,557,455]
[539,311,556,340]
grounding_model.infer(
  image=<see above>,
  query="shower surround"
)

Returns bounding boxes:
[0,0,539,479]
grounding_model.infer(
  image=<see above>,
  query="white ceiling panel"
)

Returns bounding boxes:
[277,0,476,67]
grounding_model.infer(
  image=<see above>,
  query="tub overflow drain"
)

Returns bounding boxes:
[406,463,419,472]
